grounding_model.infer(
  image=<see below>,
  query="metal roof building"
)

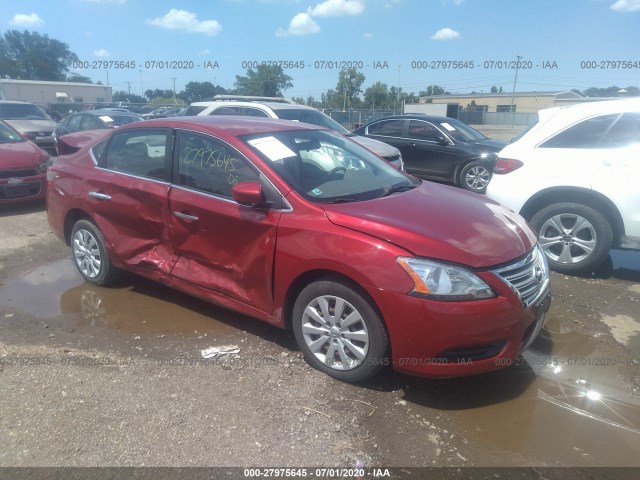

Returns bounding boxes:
[0,79,112,106]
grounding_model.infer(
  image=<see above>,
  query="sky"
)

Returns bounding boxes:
[2,0,640,101]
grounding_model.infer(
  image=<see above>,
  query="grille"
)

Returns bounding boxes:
[27,131,53,137]
[493,245,549,308]
[0,169,39,179]
[0,181,42,199]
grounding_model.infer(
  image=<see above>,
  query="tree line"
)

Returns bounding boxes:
[2,30,638,109]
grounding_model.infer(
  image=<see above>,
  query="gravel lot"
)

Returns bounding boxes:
[1,199,639,478]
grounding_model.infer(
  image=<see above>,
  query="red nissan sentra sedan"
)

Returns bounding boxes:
[47,116,550,382]
[0,119,52,203]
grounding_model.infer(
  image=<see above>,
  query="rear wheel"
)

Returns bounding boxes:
[459,161,491,193]
[71,219,120,285]
[530,203,612,275]
[292,279,389,383]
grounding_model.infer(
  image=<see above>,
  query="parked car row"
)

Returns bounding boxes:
[3,96,639,279]
[191,96,405,170]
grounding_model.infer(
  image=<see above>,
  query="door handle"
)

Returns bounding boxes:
[88,191,111,201]
[173,211,199,222]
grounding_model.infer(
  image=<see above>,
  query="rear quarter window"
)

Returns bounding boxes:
[540,114,619,148]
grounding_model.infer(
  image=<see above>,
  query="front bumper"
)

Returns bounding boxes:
[373,283,551,378]
[0,174,47,202]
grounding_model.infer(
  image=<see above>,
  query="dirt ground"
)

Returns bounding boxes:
[1,200,639,478]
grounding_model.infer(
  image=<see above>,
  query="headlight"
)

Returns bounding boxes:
[38,155,55,172]
[397,257,496,301]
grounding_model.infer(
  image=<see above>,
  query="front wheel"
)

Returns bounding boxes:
[459,161,491,193]
[529,203,612,275]
[292,279,389,383]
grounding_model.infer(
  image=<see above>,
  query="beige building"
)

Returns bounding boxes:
[0,79,112,106]
[413,91,585,113]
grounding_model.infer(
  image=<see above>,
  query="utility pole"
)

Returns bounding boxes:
[171,77,177,108]
[509,55,522,127]
[126,82,131,95]
[139,70,143,97]
[343,86,347,112]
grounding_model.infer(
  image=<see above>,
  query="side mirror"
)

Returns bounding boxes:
[232,181,266,207]
[23,132,37,141]
[435,134,449,146]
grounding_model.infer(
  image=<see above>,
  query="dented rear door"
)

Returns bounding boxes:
[89,128,176,277]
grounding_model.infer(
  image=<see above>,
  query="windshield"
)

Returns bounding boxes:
[0,103,51,121]
[438,118,487,142]
[274,108,351,135]
[0,121,25,144]
[242,129,415,203]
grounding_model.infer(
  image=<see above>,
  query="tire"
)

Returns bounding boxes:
[459,161,492,193]
[70,219,120,285]
[529,203,612,275]
[292,279,389,383]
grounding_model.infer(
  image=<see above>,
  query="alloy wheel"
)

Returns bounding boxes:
[300,295,370,371]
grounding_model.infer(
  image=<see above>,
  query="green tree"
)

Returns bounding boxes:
[234,64,293,97]
[404,92,419,104]
[364,81,389,109]
[306,96,323,108]
[112,91,147,104]
[419,85,447,97]
[179,81,227,102]
[66,74,93,83]
[291,96,306,105]
[582,85,639,97]
[145,89,174,99]
[490,85,503,93]
[336,68,365,108]
[0,30,79,81]
[321,89,340,108]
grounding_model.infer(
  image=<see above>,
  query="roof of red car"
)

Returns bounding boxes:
[134,116,327,137]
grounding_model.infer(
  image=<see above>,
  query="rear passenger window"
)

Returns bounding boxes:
[367,119,405,137]
[408,120,441,142]
[104,130,169,181]
[210,106,243,115]
[600,113,640,148]
[540,114,619,148]
[243,108,269,117]
[176,132,259,198]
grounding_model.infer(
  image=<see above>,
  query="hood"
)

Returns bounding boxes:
[350,135,401,158]
[3,119,57,135]
[0,140,46,169]
[323,182,536,269]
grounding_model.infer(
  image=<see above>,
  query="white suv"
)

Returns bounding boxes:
[191,96,404,170]
[486,98,640,275]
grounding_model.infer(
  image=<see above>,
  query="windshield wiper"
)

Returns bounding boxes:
[381,184,416,197]
[322,197,361,204]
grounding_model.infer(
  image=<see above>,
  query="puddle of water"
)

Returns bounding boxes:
[610,249,640,272]
[435,314,640,466]
[59,281,236,334]
[0,259,83,317]
[0,259,237,335]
